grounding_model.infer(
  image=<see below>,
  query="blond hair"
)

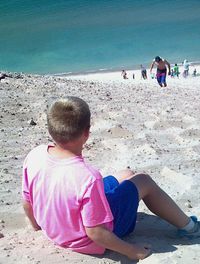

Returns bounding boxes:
[47,97,90,144]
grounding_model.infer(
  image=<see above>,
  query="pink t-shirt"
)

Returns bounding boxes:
[22,144,113,254]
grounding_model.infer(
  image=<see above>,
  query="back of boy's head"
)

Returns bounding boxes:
[47,96,91,144]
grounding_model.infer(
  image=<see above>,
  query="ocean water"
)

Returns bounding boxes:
[0,0,200,74]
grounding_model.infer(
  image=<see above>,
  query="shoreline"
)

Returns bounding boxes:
[1,63,199,85]
[61,64,200,83]
[51,60,200,77]
[1,60,200,78]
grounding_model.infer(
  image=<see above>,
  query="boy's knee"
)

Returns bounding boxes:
[118,168,135,177]
[133,172,148,176]
[115,168,135,183]
[136,174,158,192]
[129,173,155,199]
[132,173,153,182]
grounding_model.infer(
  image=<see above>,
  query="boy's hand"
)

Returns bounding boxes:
[128,243,151,260]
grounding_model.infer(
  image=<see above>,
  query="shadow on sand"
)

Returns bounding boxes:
[96,212,200,264]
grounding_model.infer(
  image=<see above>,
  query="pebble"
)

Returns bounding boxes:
[30,118,37,126]
[185,202,193,208]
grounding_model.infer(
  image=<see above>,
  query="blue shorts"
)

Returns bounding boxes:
[157,73,166,84]
[103,176,139,238]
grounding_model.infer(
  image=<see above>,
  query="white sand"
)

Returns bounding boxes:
[0,66,200,263]
[67,64,199,82]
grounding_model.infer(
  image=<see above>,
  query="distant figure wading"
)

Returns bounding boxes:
[150,56,171,87]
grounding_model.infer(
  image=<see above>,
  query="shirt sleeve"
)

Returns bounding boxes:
[22,158,31,202]
[81,179,113,227]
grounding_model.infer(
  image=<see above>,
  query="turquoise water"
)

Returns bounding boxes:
[0,0,200,74]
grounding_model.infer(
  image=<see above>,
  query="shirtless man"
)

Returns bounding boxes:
[150,56,171,87]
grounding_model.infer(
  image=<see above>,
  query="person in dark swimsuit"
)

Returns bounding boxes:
[140,65,147,79]
[150,56,171,87]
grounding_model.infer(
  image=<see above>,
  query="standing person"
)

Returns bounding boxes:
[170,69,174,77]
[140,64,147,79]
[150,56,171,87]
[193,68,197,77]
[22,97,200,261]
[183,59,190,78]
[121,69,128,79]
[173,63,180,78]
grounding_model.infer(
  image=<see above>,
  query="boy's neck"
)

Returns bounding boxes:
[48,143,83,159]
[48,129,89,159]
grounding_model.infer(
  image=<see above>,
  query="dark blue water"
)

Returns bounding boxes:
[0,0,200,74]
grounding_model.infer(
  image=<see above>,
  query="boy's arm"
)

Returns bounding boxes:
[23,200,41,231]
[85,225,151,260]
[165,60,171,74]
[149,61,155,73]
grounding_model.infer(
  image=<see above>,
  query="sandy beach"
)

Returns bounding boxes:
[0,66,200,263]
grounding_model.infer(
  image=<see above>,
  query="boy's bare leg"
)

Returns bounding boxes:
[114,170,189,229]
[129,173,189,229]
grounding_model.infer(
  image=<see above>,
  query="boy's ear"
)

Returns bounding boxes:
[83,126,90,138]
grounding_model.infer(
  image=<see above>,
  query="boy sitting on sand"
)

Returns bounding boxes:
[22,96,200,260]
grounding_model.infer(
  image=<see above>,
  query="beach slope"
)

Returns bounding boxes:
[0,70,200,263]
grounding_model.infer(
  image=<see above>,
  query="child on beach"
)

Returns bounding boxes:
[121,69,128,79]
[22,96,200,261]
[173,63,180,78]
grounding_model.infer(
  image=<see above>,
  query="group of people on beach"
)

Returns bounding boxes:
[121,56,198,87]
